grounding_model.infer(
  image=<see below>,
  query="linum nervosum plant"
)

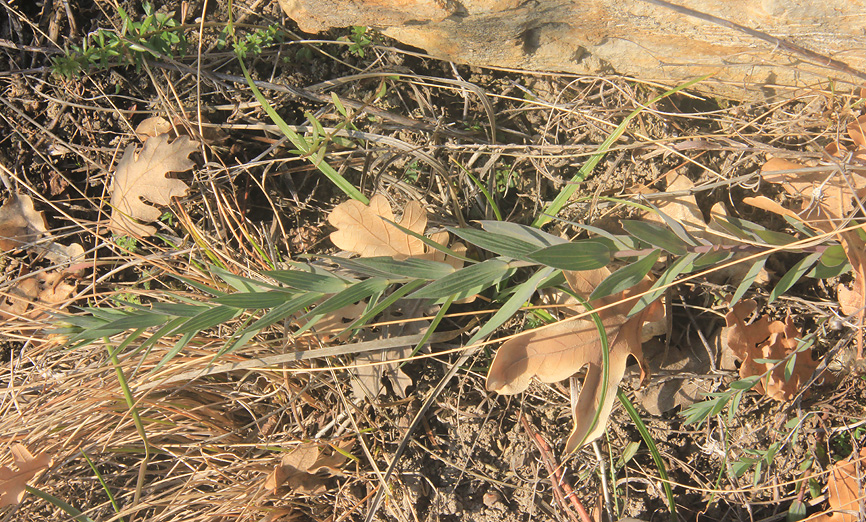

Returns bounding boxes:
[52,23,866,516]
[62,169,863,432]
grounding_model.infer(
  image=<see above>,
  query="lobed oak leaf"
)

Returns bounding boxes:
[265,443,350,496]
[723,299,819,401]
[329,194,426,258]
[812,448,866,522]
[0,444,52,507]
[109,133,198,237]
[486,267,664,451]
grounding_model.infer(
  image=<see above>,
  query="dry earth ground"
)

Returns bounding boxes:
[0,1,865,522]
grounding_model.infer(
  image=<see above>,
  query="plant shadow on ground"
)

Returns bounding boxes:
[1,1,865,521]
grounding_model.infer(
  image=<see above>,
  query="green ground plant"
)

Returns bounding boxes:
[52,2,187,77]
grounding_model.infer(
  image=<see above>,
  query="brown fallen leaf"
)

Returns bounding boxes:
[329,194,426,258]
[812,448,866,522]
[328,194,465,264]
[0,194,84,265]
[265,443,350,496]
[723,299,819,401]
[0,270,76,321]
[487,267,665,451]
[759,157,866,233]
[109,133,198,237]
[0,444,52,507]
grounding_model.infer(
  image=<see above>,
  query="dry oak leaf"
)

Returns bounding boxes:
[109,133,198,237]
[0,194,84,265]
[0,444,52,507]
[813,448,866,522]
[329,194,426,258]
[723,299,819,401]
[487,267,665,451]
[0,270,76,321]
[328,194,465,265]
[265,443,350,496]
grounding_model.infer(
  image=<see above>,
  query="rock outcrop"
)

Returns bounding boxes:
[277,0,866,99]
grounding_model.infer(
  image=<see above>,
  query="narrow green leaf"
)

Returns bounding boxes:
[820,244,847,267]
[267,270,349,293]
[213,290,296,308]
[148,302,208,317]
[172,275,226,297]
[730,257,768,306]
[408,258,513,300]
[312,255,401,278]
[728,389,743,423]
[458,167,502,221]
[296,278,391,334]
[447,227,540,260]
[471,267,555,340]
[562,221,635,250]
[478,221,567,247]
[769,252,822,303]
[712,215,760,241]
[210,265,264,292]
[730,375,761,389]
[241,292,323,335]
[527,241,611,271]
[647,203,701,246]
[589,250,660,301]
[784,353,797,382]
[175,305,241,335]
[618,441,641,467]
[24,486,95,522]
[693,249,731,268]
[151,331,194,375]
[93,312,170,333]
[807,259,851,279]
[629,253,698,316]
[754,228,798,246]
[617,391,677,520]
[383,218,474,263]
[238,60,368,203]
[622,220,689,255]
[339,279,427,336]
[348,257,456,280]
[787,500,807,522]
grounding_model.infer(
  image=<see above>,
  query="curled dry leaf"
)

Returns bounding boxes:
[487,267,665,451]
[0,194,84,265]
[109,133,198,237]
[0,271,76,321]
[723,299,819,401]
[0,444,52,507]
[265,443,351,496]
[812,448,866,522]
